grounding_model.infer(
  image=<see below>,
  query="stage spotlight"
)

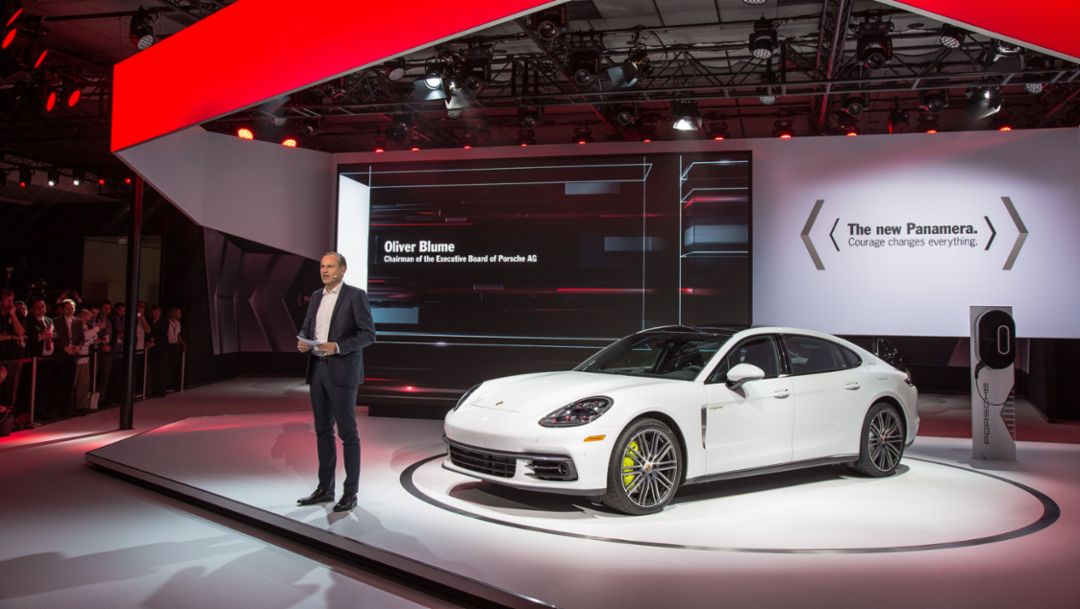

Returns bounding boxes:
[2,28,16,50]
[281,137,298,147]
[529,6,566,41]
[444,82,475,119]
[461,129,477,150]
[606,47,650,89]
[98,177,106,186]
[516,128,535,147]
[965,87,1002,120]
[236,127,254,140]
[842,94,867,116]
[129,7,156,50]
[857,21,892,69]
[773,119,794,139]
[519,107,542,129]
[917,112,940,134]
[759,91,777,105]
[44,91,56,112]
[709,122,729,141]
[33,49,47,69]
[18,168,31,188]
[997,123,1013,132]
[614,106,639,127]
[980,39,1023,73]
[72,170,83,186]
[920,90,948,113]
[384,59,407,82]
[569,37,601,86]
[66,87,81,108]
[743,0,767,4]
[939,24,964,49]
[837,112,859,137]
[639,120,656,143]
[671,100,701,132]
[748,19,777,60]
[887,104,909,134]
[124,177,132,185]
[373,135,387,153]
[1025,81,1044,95]
[573,126,593,145]
[413,58,449,101]
[47,168,58,187]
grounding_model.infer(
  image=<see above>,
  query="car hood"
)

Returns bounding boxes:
[465,370,675,417]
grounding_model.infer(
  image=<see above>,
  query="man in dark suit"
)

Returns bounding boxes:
[295,251,375,512]
[52,298,84,418]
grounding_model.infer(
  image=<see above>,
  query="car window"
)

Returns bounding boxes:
[579,332,725,381]
[839,345,862,368]
[707,335,780,383]
[783,335,853,375]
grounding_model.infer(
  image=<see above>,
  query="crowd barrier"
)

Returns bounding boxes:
[0,346,186,429]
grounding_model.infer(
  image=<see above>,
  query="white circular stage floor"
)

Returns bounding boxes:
[405,454,1057,553]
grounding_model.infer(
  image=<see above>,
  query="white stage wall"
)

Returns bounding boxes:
[117,127,335,261]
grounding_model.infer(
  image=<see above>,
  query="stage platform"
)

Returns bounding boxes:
[86,409,1080,609]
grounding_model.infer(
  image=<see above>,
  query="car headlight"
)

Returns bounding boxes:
[452,384,481,412]
[539,396,613,428]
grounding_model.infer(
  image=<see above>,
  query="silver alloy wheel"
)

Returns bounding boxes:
[620,428,679,509]
[868,408,905,472]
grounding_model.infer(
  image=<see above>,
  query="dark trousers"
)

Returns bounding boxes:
[309,358,360,494]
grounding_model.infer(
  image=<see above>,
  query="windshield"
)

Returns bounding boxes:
[575,331,729,380]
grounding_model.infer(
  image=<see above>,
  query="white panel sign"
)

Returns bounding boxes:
[753,129,1080,338]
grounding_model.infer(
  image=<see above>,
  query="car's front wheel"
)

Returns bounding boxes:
[603,418,683,515]
[852,402,906,477]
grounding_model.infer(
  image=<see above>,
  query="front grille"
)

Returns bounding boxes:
[447,441,516,478]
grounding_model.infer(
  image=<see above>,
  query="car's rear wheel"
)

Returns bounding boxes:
[603,418,683,515]
[853,402,906,477]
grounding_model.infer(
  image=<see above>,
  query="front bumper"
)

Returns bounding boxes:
[443,407,611,494]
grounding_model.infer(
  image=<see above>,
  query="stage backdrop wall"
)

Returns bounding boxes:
[339,128,1079,340]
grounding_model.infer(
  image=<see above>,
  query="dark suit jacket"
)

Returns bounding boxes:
[25,316,55,357]
[53,315,84,356]
[301,283,376,387]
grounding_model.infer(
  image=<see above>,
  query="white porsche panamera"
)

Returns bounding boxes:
[443,326,919,515]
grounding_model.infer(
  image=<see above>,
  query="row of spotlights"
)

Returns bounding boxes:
[236,127,301,147]
[2,169,132,189]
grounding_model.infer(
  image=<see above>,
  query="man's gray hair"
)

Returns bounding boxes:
[322,251,347,268]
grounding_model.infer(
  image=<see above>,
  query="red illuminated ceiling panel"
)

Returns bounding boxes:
[876,0,1079,62]
[111,0,564,152]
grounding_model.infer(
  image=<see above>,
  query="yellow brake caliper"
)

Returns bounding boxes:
[622,440,640,487]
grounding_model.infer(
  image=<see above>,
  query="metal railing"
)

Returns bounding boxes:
[0,346,186,428]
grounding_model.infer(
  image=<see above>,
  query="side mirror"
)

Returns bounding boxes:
[726,363,765,389]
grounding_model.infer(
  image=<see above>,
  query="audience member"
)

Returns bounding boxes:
[73,308,100,411]
[52,298,83,417]
[14,300,28,322]
[0,289,27,409]
[166,307,186,391]
[147,305,167,397]
[95,302,114,402]
[105,302,126,406]
[22,298,56,420]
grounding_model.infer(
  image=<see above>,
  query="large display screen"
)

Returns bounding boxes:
[336,152,751,405]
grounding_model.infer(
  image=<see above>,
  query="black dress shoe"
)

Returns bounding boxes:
[296,487,335,505]
[332,493,357,512]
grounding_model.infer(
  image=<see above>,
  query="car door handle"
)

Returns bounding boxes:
[844,382,861,391]
[773,389,791,399]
